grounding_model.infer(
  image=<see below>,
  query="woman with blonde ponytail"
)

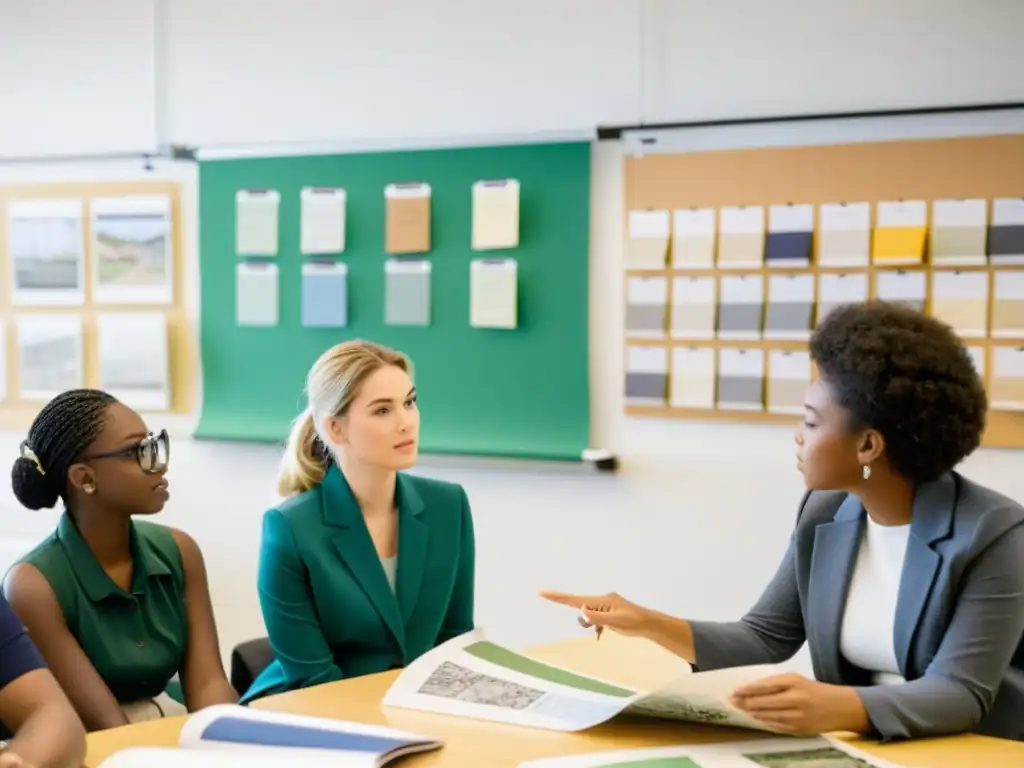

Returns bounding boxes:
[241,340,476,703]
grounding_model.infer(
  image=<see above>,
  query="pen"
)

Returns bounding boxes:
[578,609,604,640]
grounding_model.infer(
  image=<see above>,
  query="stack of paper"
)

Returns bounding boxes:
[470,259,518,329]
[385,183,431,254]
[989,198,1024,264]
[717,206,764,269]
[625,210,670,269]
[300,187,346,255]
[472,179,520,250]
[716,349,765,411]
[384,259,431,326]
[931,198,987,266]
[872,200,927,266]
[301,262,349,328]
[235,190,280,256]
[236,263,279,327]
[670,347,716,409]
[671,208,716,269]
[670,276,716,339]
[930,270,988,338]
[764,204,813,267]
[818,202,870,267]
[98,705,442,767]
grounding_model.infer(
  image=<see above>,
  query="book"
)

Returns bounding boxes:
[97,704,443,767]
[382,629,794,733]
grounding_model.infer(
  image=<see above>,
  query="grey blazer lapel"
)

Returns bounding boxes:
[894,474,955,675]
[807,493,863,682]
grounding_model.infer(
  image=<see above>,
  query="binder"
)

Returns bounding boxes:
[930,198,987,266]
[470,258,517,329]
[764,274,815,340]
[300,187,346,255]
[717,206,765,269]
[625,276,668,338]
[989,346,1024,411]
[670,347,716,409]
[670,276,716,339]
[236,190,280,256]
[817,273,868,325]
[472,179,520,251]
[875,270,926,313]
[716,348,765,411]
[385,183,431,254]
[989,198,1024,265]
[992,270,1024,338]
[872,200,927,266]
[384,259,431,325]
[818,202,870,267]
[768,350,812,415]
[300,261,348,328]
[625,210,670,269]
[236,262,279,326]
[930,270,988,338]
[625,345,668,404]
[717,274,764,340]
[765,204,813,267]
[671,208,716,269]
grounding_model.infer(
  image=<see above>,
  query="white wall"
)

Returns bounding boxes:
[1,1,1023,676]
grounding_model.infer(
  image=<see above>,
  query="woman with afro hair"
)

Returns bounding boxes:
[542,301,1024,743]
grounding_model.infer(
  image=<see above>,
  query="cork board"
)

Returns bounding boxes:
[0,181,194,430]
[624,133,1024,449]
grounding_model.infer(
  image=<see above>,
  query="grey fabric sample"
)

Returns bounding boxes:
[625,372,667,401]
[717,375,763,408]
[717,303,763,336]
[625,304,667,334]
[989,224,1024,261]
[385,271,430,325]
[764,302,813,336]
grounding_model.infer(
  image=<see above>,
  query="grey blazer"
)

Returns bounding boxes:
[689,471,1024,742]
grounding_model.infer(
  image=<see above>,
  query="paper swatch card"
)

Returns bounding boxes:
[384,259,431,326]
[472,179,520,250]
[768,350,811,415]
[671,208,716,269]
[717,274,764,339]
[764,274,815,340]
[875,270,926,313]
[236,262,279,326]
[470,258,517,329]
[301,261,348,328]
[817,273,868,324]
[930,270,988,338]
[990,346,1024,410]
[300,187,346,255]
[385,183,431,254]
[16,315,83,400]
[992,270,1024,338]
[236,190,280,256]
[625,345,668,404]
[717,206,765,269]
[717,348,765,411]
[626,210,670,269]
[625,276,667,338]
[97,313,169,411]
[931,198,987,266]
[989,198,1024,265]
[966,346,986,380]
[670,347,716,409]
[818,202,871,267]
[671,276,716,339]
[872,200,927,265]
[765,204,813,267]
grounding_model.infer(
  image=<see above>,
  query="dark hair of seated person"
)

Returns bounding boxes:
[807,300,988,484]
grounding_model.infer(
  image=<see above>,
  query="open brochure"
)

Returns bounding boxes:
[97,704,442,767]
[517,737,907,767]
[382,629,793,732]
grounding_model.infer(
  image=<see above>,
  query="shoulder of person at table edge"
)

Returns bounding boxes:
[543,301,1024,744]
[2,389,239,734]
[241,340,476,704]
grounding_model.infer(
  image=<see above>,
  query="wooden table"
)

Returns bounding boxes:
[85,633,1024,767]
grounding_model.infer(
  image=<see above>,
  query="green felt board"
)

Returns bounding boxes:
[195,142,591,460]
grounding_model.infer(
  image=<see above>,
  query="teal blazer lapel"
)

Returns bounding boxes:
[395,473,428,626]
[894,474,954,675]
[321,466,406,651]
[807,493,863,682]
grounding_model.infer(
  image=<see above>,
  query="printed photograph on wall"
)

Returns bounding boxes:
[17,315,83,400]
[7,199,86,306]
[97,313,170,411]
[91,195,174,304]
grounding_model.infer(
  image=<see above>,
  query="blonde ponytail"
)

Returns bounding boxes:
[276,340,412,498]
[277,408,327,497]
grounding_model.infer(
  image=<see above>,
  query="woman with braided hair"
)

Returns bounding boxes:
[2,389,237,731]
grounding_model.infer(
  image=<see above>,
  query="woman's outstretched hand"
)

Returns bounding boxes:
[538,590,652,637]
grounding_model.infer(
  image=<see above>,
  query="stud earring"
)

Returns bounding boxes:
[83,484,95,494]
[861,464,872,480]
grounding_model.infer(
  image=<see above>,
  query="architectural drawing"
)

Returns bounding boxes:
[744,746,875,768]
[417,662,545,710]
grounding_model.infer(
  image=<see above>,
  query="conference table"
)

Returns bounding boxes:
[84,633,1024,767]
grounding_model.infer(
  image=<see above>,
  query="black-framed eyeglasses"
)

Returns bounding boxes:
[82,429,170,474]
